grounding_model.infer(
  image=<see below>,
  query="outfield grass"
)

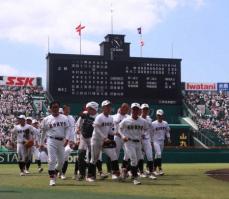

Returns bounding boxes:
[0,163,229,199]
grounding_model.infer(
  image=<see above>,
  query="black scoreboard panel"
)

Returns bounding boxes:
[47,54,181,104]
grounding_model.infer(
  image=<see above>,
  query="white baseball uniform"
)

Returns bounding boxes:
[119,117,147,167]
[151,120,170,159]
[40,114,70,172]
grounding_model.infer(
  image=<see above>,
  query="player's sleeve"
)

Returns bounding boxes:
[65,117,74,141]
[165,122,171,139]
[150,123,155,142]
[93,115,106,139]
[108,117,114,135]
[118,119,126,138]
[40,118,47,145]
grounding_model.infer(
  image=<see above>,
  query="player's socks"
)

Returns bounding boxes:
[48,170,56,178]
[74,160,79,175]
[138,159,144,173]
[19,162,25,172]
[154,158,159,170]
[131,166,138,178]
[78,150,86,176]
[106,157,112,173]
[87,163,96,178]
[96,160,102,173]
[148,161,154,173]
[26,160,31,170]
[62,161,68,174]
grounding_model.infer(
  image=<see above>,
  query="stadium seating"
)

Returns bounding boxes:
[183,91,228,146]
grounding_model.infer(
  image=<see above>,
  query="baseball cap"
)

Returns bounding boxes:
[156,109,164,116]
[26,117,33,121]
[131,103,141,109]
[86,101,99,111]
[101,100,111,107]
[18,115,26,119]
[32,119,38,124]
[59,108,64,113]
[141,103,149,109]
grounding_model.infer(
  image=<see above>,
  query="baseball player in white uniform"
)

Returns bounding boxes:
[11,115,35,176]
[140,104,157,180]
[113,103,130,175]
[59,105,76,180]
[40,101,71,186]
[32,119,44,173]
[76,101,99,180]
[119,103,147,185]
[152,109,171,176]
[87,100,120,182]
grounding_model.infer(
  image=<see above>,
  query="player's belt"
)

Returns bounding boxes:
[128,138,140,142]
[48,136,64,141]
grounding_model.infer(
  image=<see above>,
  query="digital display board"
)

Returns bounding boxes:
[47,34,181,104]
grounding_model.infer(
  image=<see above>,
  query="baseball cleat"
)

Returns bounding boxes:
[38,168,43,173]
[77,175,85,181]
[86,177,95,182]
[133,179,141,185]
[61,174,66,180]
[99,172,109,179]
[153,171,160,176]
[149,174,157,180]
[111,174,120,180]
[159,170,164,176]
[49,179,56,186]
[139,173,147,178]
[20,172,26,176]
[24,170,30,174]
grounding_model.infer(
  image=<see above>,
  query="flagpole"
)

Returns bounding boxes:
[80,33,82,55]
[140,33,142,57]
[110,3,113,34]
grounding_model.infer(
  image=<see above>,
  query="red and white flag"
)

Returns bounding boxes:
[140,40,144,46]
[75,23,85,36]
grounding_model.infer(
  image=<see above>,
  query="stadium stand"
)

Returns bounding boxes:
[183,91,229,146]
[0,85,49,150]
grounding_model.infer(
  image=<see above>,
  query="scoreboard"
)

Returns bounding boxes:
[47,34,181,105]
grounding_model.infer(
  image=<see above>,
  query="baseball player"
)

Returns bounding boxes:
[87,100,120,182]
[140,104,157,180]
[113,103,130,176]
[32,119,44,173]
[11,115,35,176]
[24,117,34,174]
[119,103,147,185]
[76,101,99,180]
[59,105,76,180]
[40,101,71,186]
[152,109,171,176]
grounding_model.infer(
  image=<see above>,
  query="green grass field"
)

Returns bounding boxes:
[0,163,229,199]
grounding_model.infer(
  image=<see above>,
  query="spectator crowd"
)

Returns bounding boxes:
[0,86,48,150]
[183,91,229,145]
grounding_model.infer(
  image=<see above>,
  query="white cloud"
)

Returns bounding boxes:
[0,64,19,76]
[0,0,205,54]
[0,64,40,77]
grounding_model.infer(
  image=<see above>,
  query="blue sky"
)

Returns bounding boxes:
[0,0,228,88]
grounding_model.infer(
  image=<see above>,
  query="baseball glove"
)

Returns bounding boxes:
[103,140,116,148]
[24,140,34,148]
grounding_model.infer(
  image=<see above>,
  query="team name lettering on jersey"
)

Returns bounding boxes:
[155,127,167,131]
[49,121,67,128]
[17,129,31,134]
[127,125,143,130]
[101,122,113,127]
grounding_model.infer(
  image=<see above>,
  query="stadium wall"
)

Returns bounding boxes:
[1,148,229,164]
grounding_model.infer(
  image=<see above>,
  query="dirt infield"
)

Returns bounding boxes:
[206,169,229,182]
